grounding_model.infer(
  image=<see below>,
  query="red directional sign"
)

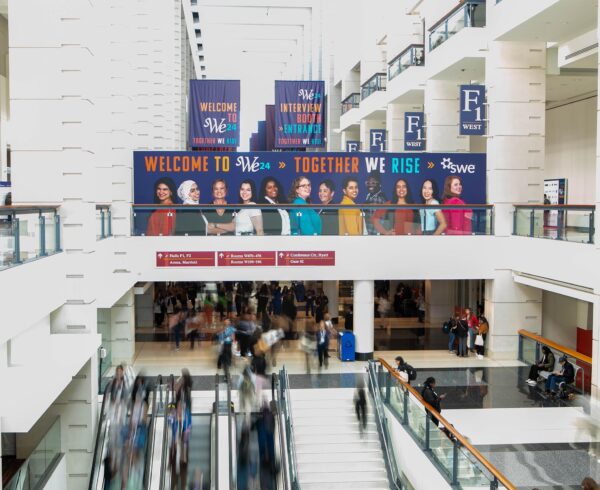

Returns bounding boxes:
[217,251,276,267]
[156,251,215,267]
[277,251,336,266]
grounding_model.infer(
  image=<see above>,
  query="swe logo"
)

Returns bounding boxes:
[203,118,227,134]
[297,89,321,101]
[440,157,475,174]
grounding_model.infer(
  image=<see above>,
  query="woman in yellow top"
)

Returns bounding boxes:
[339,177,363,235]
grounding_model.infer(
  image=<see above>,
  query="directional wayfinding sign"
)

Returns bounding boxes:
[277,251,335,266]
[156,251,215,267]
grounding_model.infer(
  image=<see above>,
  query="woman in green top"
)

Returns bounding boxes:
[288,176,322,235]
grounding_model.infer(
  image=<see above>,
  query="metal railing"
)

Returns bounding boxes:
[518,329,591,394]
[341,92,360,114]
[361,73,387,100]
[6,417,62,490]
[96,204,112,240]
[159,374,175,490]
[376,358,515,489]
[367,361,405,489]
[132,203,494,236]
[0,205,61,269]
[429,0,487,51]
[513,204,595,244]
[388,44,425,80]
[278,367,300,490]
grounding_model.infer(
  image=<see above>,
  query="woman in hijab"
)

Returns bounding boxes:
[146,177,177,236]
[174,180,207,236]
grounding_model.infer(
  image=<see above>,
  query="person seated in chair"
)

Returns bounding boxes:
[545,355,574,395]
[526,346,555,386]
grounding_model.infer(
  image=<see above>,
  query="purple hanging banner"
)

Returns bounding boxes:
[265,105,275,151]
[275,80,325,148]
[189,80,240,148]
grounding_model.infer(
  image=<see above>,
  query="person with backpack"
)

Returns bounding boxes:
[395,356,417,384]
[444,317,456,354]
[453,315,469,357]
[421,377,446,429]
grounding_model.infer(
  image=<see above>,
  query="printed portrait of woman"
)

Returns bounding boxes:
[174,180,207,236]
[442,175,472,235]
[288,176,322,235]
[258,177,290,235]
[146,177,177,236]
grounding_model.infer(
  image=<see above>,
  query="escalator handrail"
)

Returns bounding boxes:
[143,374,162,489]
[88,381,112,490]
[215,373,219,490]
[280,367,300,489]
[227,373,235,490]
[367,361,404,489]
[273,373,292,490]
[159,374,175,490]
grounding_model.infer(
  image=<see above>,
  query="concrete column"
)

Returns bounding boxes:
[110,289,135,366]
[424,80,469,153]
[484,271,542,360]
[353,280,374,360]
[322,280,339,322]
[486,41,546,236]
[425,280,456,326]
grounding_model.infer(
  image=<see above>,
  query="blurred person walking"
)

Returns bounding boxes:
[354,377,367,434]
[316,320,330,369]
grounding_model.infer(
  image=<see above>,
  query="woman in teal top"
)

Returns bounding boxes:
[288,176,322,235]
[419,179,447,235]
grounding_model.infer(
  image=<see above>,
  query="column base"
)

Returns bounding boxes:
[356,352,373,361]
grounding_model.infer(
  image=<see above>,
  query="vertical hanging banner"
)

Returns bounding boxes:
[189,80,240,148]
[275,80,325,148]
[459,84,485,135]
[346,141,360,152]
[404,112,425,151]
[370,129,386,152]
[265,105,275,151]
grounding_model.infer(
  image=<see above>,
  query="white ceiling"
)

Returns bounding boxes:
[196,0,322,148]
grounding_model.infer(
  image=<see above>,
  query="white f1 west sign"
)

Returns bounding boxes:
[459,84,485,136]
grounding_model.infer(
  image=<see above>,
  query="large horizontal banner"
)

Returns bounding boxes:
[189,80,240,148]
[275,80,325,148]
[134,150,486,204]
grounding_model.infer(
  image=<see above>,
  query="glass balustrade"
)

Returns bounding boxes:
[341,93,360,114]
[361,73,387,100]
[96,205,112,240]
[388,44,424,81]
[0,206,61,270]
[518,329,591,394]
[132,203,494,237]
[513,205,594,244]
[373,359,513,489]
[5,418,61,490]
[429,0,487,52]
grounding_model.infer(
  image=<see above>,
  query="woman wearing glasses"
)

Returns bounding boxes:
[288,176,322,235]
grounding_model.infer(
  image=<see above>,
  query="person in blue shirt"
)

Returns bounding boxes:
[217,319,236,373]
[288,176,322,235]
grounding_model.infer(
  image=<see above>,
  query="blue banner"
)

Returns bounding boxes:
[189,80,240,148]
[275,81,325,148]
[133,151,486,205]
[346,141,360,152]
[404,112,425,151]
[370,129,386,152]
[459,84,485,135]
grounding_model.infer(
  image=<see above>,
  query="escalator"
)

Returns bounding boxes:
[159,374,219,490]
[231,368,298,490]
[89,374,167,490]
